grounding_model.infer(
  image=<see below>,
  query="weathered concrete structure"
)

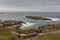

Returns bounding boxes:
[11,32,37,40]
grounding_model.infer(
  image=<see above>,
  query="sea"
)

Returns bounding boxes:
[0,12,60,29]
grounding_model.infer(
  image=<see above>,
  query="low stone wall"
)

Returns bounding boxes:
[10,32,37,40]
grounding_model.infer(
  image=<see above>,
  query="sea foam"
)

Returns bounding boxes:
[46,17,60,21]
[20,21,36,29]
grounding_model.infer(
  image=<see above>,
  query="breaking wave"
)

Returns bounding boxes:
[46,17,60,21]
[20,21,39,30]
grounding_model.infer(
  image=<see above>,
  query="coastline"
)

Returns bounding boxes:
[0,17,60,40]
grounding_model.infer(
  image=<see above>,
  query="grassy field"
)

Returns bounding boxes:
[0,31,11,40]
[0,27,16,40]
[0,30,60,40]
[32,33,60,40]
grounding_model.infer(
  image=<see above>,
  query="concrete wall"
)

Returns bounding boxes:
[11,32,23,40]
[10,32,37,40]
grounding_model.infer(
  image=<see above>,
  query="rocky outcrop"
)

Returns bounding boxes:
[38,24,60,32]
[26,16,51,20]
[0,20,25,28]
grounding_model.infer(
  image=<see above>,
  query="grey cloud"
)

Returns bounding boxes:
[0,0,60,12]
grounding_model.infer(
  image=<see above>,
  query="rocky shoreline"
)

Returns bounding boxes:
[0,20,60,31]
[0,20,60,40]
[0,20,25,28]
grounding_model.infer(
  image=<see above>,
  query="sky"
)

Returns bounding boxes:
[0,0,60,12]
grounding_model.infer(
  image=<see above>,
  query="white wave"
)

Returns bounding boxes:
[46,17,60,21]
[20,21,37,29]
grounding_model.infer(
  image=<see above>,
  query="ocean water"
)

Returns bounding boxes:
[0,12,59,23]
[0,12,60,29]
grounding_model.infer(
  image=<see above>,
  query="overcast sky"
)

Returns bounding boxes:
[0,0,60,12]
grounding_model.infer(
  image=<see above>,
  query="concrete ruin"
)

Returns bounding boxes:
[11,31,37,40]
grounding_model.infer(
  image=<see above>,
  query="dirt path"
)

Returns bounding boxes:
[25,30,60,40]
[38,30,60,35]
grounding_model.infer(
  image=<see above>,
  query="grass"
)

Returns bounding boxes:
[0,27,16,40]
[32,33,60,40]
[16,29,41,34]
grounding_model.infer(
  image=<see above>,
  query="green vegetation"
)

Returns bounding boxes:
[16,29,42,34]
[0,27,41,40]
[0,27,16,40]
[32,33,60,40]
